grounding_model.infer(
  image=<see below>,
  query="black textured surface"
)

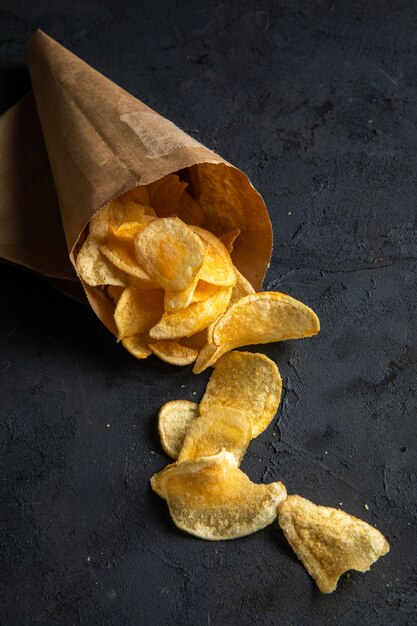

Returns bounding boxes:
[1,1,416,624]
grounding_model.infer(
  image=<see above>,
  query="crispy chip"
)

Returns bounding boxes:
[192,343,223,374]
[158,400,200,459]
[89,200,149,243]
[101,222,157,286]
[164,276,199,313]
[192,281,218,303]
[149,341,198,366]
[76,236,127,287]
[151,450,287,540]
[176,190,206,227]
[122,333,152,359]
[135,217,205,292]
[180,329,208,351]
[230,268,255,303]
[219,228,241,254]
[178,407,251,464]
[114,287,164,339]
[199,351,282,438]
[117,184,151,207]
[148,174,188,217]
[149,286,232,340]
[192,226,236,287]
[278,495,390,593]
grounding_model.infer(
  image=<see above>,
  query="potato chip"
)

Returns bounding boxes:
[192,343,223,374]
[192,281,218,303]
[192,226,236,287]
[199,351,282,438]
[135,217,205,292]
[122,333,152,359]
[158,400,200,459]
[107,285,124,303]
[89,200,149,243]
[278,495,390,593]
[230,268,255,303]
[148,174,188,218]
[76,235,127,287]
[180,329,208,351]
[149,286,232,340]
[149,341,198,366]
[114,287,164,339]
[117,184,151,207]
[151,450,287,540]
[101,223,157,286]
[176,190,206,227]
[178,407,251,464]
[164,276,199,313]
[219,228,241,254]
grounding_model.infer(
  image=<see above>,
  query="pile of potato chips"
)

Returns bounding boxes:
[76,172,389,593]
[75,174,320,370]
[152,351,390,593]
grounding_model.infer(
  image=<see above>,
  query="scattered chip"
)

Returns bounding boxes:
[200,351,282,438]
[149,286,232,340]
[114,287,164,339]
[219,228,241,254]
[192,226,236,287]
[135,217,205,292]
[149,341,198,366]
[151,450,287,540]
[178,407,252,464]
[278,495,390,593]
[122,333,152,359]
[76,236,127,287]
[158,400,200,459]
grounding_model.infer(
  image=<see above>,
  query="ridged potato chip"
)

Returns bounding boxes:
[149,341,198,366]
[114,287,164,339]
[151,450,287,540]
[158,400,200,459]
[192,226,236,287]
[278,495,390,593]
[200,351,282,438]
[135,217,205,292]
[219,228,241,254]
[150,286,232,340]
[76,236,127,287]
[178,407,252,464]
[122,333,152,359]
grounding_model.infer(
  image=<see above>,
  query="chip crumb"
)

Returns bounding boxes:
[364,504,369,510]
[106,423,110,428]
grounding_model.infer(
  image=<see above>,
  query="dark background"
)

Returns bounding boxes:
[1,1,416,624]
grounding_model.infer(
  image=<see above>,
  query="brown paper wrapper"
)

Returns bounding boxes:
[1,30,273,334]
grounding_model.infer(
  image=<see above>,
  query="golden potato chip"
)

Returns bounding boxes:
[178,407,251,464]
[148,174,188,217]
[89,200,149,243]
[149,341,198,366]
[192,226,236,287]
[107,285,124,303]
[278,495,390,593]
[149,286,232,340]
[176,190,206,227]
[135,217,205,292]
[192,343,223,374]
[192,281,218,303]
[230,268,255,303]
[122,333,152,359]
[101,223,157,286]
[180,329,209,351]
[76,236,127,287]
[114,287,164,339]
[219,228,241,254]
[164,276,199,313]
[158,400,200,459]
[117,184,151,207]
[151,450,287,540]
[199,351,282,438]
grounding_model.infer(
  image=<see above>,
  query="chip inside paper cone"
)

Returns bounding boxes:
[278,495,390,593]
[151,450,287,540]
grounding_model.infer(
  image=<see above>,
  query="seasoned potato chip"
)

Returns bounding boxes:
[200,351,282,438]
[151,450,287,540]
[230,268,255,303]
[76,236,126,287]
[114,287,164,339]
[192,281,218,303]
[135,217,205,292]
[150,286,232,340]
[192,343,223,374]
[178,407,251,464]
[149,341,198,366]
[117,184,151,207]
[164,276,199,313]
[219,228,241,254]
[180,329,208,351]
[176,190,206,227]
[158,400,200,459]
[148,174,188,217]
[192,226,236,287]
[101,227,157,286]
[122,333,152,359]
[278,495,390,593]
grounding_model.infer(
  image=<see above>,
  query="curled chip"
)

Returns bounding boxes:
[101,226,157,285]
[135,217,205,292]
[151,450,287,540]
[178,407,252,464]
[230,268,255,303]
[149,341,198,366]
[200,351,282,438]
[278,495,390,593]
[158,400,200,459]
[149,286,232,340]
[164,277,199,314]
[122,333,152,359]
[114,287,164,339]
[192,226,236,287]
[192,281,218,303]
[76,236,126,287]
